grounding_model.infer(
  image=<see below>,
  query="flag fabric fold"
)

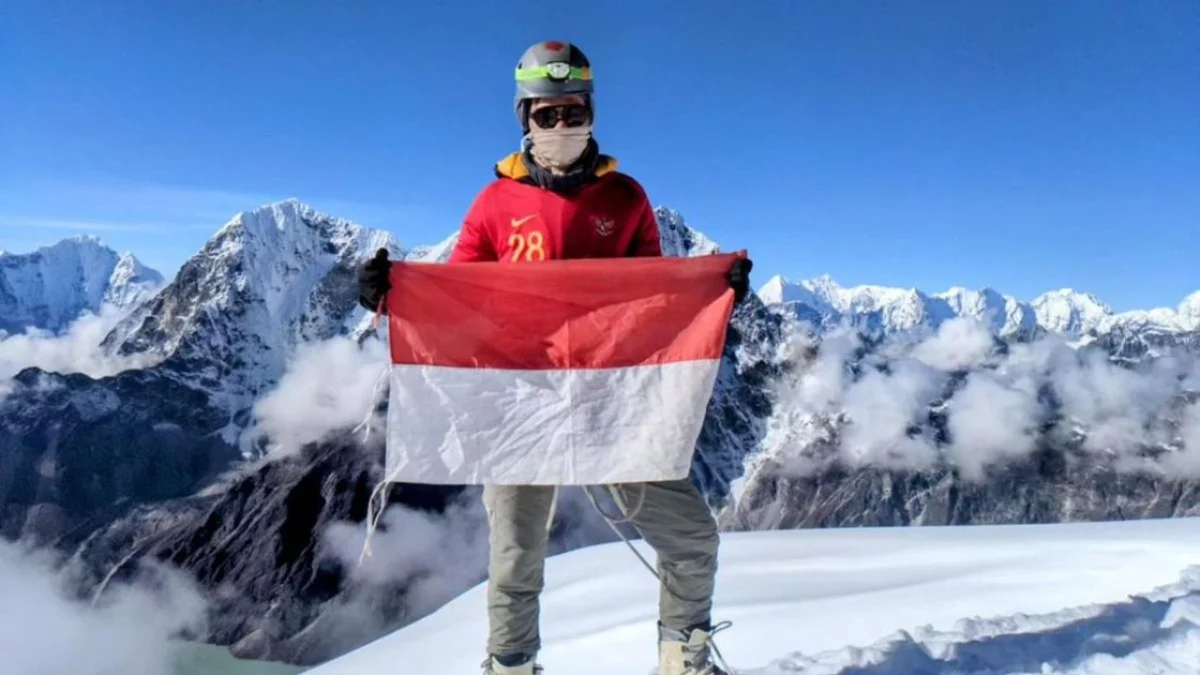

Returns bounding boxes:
[384,253,739,485]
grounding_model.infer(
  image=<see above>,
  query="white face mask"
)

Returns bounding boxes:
[527,125,592,172]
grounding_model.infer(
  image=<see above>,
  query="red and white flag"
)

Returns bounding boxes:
[382,253,740,485]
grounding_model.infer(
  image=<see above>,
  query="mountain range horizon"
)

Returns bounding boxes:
[5,197,1198,340]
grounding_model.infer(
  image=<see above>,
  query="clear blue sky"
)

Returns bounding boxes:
[1,1,1196,311]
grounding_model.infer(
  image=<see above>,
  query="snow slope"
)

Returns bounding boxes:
[0,236,163,333]
[306,518,1200,675]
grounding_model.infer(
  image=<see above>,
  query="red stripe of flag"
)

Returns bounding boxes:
[385,254,738,370]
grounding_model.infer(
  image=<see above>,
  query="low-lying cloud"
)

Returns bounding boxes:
[249,334,391,458]
[0,539,207,675]
[0,304,154,401]
[323,490,491,621]
[766,316,1200,480]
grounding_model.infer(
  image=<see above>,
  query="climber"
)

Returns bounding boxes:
[357,39,751,675]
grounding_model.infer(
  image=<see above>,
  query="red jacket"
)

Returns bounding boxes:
[448,152,662,263]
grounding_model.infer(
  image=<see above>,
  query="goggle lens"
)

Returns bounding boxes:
[529,104,590,129]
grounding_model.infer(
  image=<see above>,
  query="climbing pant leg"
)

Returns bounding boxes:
[483,484,556,658]
[611,478,720,631]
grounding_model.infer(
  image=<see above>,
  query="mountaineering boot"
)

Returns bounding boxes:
[481,653,542,675]
[657,621,733,675]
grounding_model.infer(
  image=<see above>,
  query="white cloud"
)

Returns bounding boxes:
[0,305,156,402]
[1164,401,1200,478]
[763,316,1200,480]
[840,359,941,471]
[945,370,1042,481]
[0,540,206,675]
[912,317,996,372]
[320,490,491,633]
[248,335,391,458]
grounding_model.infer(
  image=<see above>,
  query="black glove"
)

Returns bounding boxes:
[357,248,391,313]
[727,256,752,303]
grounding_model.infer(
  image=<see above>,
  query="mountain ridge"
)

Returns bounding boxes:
[758,273,1200,339]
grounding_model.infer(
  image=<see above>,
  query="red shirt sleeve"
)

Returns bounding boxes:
[627,187,663,258]
[448,185,498,262]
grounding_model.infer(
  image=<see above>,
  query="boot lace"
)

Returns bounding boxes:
[680,620,734,675]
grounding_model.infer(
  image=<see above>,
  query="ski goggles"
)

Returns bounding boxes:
[515,62,592,83]
[528,103,591,129]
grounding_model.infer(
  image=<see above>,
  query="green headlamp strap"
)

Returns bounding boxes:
[515,62,592,82]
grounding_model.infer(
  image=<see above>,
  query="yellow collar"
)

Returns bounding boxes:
[494,152,618,180]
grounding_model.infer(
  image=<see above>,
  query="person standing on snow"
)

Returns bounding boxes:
[358,40,751,675]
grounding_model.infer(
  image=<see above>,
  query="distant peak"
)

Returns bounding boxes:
[805,273,842,292]
[55,233,109,249]
[1179,290,1200,320]
[1033,288,1112,313]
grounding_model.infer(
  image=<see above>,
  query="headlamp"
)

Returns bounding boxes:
[544,62,571,80]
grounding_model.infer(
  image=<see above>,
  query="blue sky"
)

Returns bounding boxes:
[1,1,1196,312]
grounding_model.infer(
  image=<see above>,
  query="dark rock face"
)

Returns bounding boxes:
[721,455,1200,531]
[0,367,236,544]
[63,431,631,666]
[690,298,787,506]
[67,433,464,665]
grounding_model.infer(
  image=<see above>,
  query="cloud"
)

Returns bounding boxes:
[945,370,1042,481]
[317,484,622,646]
[248,335,391,458]
[0,540,207,675]
[0,305,157,402]
[322,490,490,622]
[912,317,997,371]
[1164,401,1200,478]
[840,359,941,471]
[763,315,1200,480]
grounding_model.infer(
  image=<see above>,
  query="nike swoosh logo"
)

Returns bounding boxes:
[511,214,538,228]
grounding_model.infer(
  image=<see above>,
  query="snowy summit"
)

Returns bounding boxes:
[0,235,163,334]
[758,275,1200,338]
[307,518,1200,675]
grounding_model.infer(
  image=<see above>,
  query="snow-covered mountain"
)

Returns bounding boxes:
[758,274,1039,338]
[101,200,403,415]
[4,198,1199,670]
[759,275,1200,340]
[0,235,163,333]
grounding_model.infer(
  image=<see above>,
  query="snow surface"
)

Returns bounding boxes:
[305,518,1200,674]
[758,275,1200,338]
[0,235,163,333]
[1033,289,1113,335]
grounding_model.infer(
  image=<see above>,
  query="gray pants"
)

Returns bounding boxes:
[483,479,719,657]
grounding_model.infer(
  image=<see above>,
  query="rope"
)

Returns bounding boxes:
[584,482,734,674]
[354,362,396,566]
[584,484,659,581]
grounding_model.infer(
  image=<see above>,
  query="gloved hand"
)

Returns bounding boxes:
[357,248,391,313]
[727,255,753,303]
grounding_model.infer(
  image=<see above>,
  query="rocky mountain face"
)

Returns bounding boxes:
[0,236,163,334]
[3,199,1199,666]
[1,201,412,546]
[24,200,776,664]
[101,200,404,422]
